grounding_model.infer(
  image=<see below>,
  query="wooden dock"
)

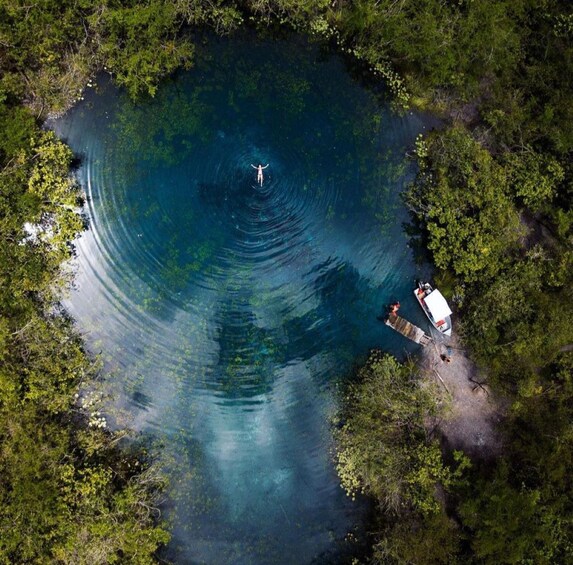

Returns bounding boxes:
[385,315,432,346]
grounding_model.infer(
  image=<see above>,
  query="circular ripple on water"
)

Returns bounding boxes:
[72,126,351,405]
[190,139,336,269]
[53,37,434,564]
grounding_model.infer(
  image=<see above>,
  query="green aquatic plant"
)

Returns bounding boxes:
[112,86,211,170]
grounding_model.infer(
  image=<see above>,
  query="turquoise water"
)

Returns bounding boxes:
[53,34,434,564]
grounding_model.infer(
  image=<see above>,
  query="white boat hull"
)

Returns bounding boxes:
[414,283,452,336]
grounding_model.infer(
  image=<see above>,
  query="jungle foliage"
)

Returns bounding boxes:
[1,0,573,562]
[338,350,573,563]
[333,0,573,561]
[0,103,170,561]
[0,1,248,561]
[336,353,468,563]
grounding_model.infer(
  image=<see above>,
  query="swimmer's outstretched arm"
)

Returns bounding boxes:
[251,164,257,169]
[261,164,269,169]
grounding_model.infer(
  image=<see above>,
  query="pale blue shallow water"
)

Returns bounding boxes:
[52,34,435,564]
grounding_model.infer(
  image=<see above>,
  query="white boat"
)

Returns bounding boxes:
[414,282,452,336]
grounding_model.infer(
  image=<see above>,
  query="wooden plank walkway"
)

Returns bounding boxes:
[385,314,432,346]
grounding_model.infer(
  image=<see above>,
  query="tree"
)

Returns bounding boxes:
[92,1,194,99]
[407,127,523,284]
[505,149,565,211]
[336,352,469,562]
[460,466,547,564]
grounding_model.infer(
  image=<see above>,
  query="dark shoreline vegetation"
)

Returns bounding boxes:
[1,1,572,563]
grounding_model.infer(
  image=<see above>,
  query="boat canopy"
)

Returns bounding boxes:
[425,290,452,321]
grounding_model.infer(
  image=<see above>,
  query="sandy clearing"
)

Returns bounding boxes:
[420,329,505,461]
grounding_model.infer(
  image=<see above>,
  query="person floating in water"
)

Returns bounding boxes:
[251,163,269,186]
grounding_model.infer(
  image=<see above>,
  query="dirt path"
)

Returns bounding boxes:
[420,329,504,460]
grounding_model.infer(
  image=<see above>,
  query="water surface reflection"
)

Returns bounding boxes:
[53,34,434,564]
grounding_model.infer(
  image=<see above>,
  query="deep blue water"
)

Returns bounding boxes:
[52,34,435,564]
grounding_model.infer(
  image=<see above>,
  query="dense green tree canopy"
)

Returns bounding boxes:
[1,0,573,562]
[0,99,170,561]
[336,352,468,563]
[408,127,523,283]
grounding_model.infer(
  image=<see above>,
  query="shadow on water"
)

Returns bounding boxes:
[51,31,438,564]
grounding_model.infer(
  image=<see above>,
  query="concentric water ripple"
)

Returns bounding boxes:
[52,34,436,564]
